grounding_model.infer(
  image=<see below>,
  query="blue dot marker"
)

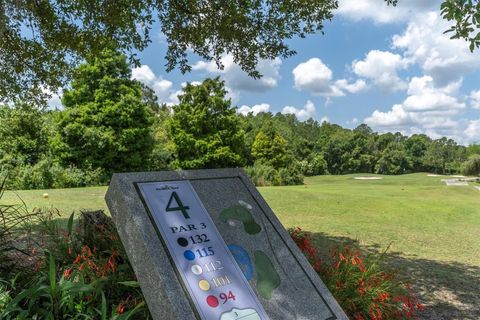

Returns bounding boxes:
[184,250,195,261]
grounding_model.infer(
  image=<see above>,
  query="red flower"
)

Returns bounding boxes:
[358,264,366,273]
[117,303,125,315]
[377,292,390,302]
[369,305,383,320]
[63,268,72,279]
[358,286,366,296]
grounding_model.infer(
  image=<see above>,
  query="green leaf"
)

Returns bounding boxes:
[101,291,107,320]
[67,212,74,236]
[48,252,56,295]
[118,281,140,288]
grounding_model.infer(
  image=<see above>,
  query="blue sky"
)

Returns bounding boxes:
[75,0,480,144]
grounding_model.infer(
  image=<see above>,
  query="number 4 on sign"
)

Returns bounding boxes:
[166,192,190,219]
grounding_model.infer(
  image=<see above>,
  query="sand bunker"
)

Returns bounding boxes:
[474,186,480,191]
[354,177,383,180]
[451,175,466,178]
[427,174,441,177]
[443,179,468,186]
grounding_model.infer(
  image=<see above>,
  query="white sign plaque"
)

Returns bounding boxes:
[137,180,269,320]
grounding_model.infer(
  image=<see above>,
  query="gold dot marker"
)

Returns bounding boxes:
[198,279,211,291]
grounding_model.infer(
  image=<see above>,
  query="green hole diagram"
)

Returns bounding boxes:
[220,205,261,235]
[253,251,281,300]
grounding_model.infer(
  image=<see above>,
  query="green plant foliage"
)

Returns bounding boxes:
[244,162,281,186]
[440,0,480,52]
[167,78,246,169]
[5,158,105,190]
[466,143,480,156]
[375,145,411,175]
[289,227,423,319]
[0,103,50,166]
[278,165,304,186]
[148,105,175,171]
[2,0,477,104]
[52,49,154,176]
[300,153,329,176]
[0,282,11,313]
[462,155,480,176]
[251,122,289,169]
[0,0,338,103]
[245,161,303,186]
[1,210,150,319]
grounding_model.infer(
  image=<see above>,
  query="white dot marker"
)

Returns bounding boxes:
[191,264,203,275]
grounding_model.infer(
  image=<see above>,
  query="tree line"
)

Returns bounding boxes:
[1,51,479,190]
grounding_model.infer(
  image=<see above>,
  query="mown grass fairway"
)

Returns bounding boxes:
[262,173,480,266]
[3,173,479,318]
[3,173,479,264]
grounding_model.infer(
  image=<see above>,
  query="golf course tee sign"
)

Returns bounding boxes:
[105,169,347,320]
[137,180,268,319]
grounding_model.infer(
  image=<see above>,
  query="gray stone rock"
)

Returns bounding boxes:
[106,168,348,320]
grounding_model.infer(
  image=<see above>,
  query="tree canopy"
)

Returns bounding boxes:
[0,0,337,103]
[167,77,246,169]
[52,49,154,175]
[1,0,478,103]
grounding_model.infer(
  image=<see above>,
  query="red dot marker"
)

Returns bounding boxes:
[206,295,219,308]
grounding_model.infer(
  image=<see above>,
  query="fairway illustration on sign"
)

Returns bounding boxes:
[137,181,268,320]
[105,169,348,320]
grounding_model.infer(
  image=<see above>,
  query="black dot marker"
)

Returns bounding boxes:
[177,237,188,247]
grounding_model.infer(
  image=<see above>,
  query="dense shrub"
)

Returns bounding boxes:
[3,158,106,190]
[278,163,304,185]
[244,162,280,186]
[299,153,329,176]
[289,227,423,319]
[462,155,480,176]
[245,161,303,186]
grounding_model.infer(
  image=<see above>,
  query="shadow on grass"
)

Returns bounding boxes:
[308,232,480,320]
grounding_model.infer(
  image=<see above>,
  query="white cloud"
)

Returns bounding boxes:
[41,87,63,109]
[293,58,367,97]
[293,58,342,97]
[402,76,464,112]
[237,103,271,116]
[282,100,317,121]
[192,55,281,95]
[335,79,368,94]
[464,120,480,143]
[365,76,467,140]
[131,65,179,105]
[131,65,156,83]
[352,50,409,92]
[336,0,438,24]
[469,90,480,109]
[392,12,480,86]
